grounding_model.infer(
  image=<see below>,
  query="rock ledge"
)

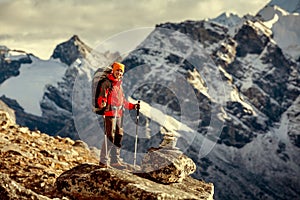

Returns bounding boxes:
[56,163,214,200]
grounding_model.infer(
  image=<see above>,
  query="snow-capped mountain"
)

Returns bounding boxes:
[209,12,245,36]
[119,12,299,200]
[1,55,66,116]
[0,1,299,200]
[0,35,120,137]
[256,0,300,61]
[119,2,298,199]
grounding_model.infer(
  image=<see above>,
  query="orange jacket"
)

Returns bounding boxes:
[97,73,135,117]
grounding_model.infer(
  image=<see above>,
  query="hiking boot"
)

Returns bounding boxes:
[110,147,127,169]
[110,161,127,170]
[148,146,162,152]
[99,161,109,168]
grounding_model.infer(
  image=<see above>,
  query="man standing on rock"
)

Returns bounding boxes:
[97,62,139,169]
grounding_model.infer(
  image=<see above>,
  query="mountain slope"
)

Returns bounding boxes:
[268,0,300,13]
[257,0,300,60]
[117,7,299,200]
[0,35,120,138]
[0,105,98,198]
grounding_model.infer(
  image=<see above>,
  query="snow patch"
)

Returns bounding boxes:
[0,56,66,116]
[258,4,300,60]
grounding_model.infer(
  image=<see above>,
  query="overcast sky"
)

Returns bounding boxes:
[0,0,270,59]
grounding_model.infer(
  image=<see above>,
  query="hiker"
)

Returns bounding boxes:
[98,62,139,169]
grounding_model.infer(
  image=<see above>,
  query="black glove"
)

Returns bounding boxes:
[135,103,140,110]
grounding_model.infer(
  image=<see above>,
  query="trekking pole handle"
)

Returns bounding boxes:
[134,100,140,169]
[136,101,140,117]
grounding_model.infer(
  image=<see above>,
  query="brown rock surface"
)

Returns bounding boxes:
[141,148,196,183]
[56,163,214,200]
[0,110,98,199]
[0,172,52,200]
[0,109,214,199]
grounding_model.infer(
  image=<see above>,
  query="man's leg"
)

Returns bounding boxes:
[110,117,127,169]
[99,117,114,167]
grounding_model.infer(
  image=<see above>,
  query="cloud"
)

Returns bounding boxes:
[0,0,270,59]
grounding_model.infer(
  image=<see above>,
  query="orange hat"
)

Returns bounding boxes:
[112,62,125,73]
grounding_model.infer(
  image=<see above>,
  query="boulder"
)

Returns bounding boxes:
[56,163,213,200]
[141,148,196,183]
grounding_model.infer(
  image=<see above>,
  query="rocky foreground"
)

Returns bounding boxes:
[0,106,214,199]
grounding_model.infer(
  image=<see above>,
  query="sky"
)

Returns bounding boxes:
[0,0,270,59]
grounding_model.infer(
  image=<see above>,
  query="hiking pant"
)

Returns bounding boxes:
[100,116,123,164]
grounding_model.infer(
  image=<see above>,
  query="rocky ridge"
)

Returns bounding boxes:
[0,106,98,199]
[0,103,214,199]
[56,163,213,200]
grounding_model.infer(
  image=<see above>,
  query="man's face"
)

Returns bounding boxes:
[113,69,123,80]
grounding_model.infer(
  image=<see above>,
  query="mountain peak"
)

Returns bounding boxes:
[257,1,300,60]
[51,35,92,66]
[69,34,88,47]
[210,11,243,29]
[70,34,80,41]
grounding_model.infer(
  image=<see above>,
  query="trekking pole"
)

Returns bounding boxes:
[120,106,124,128]
[112,106,118,135]
[133,101,140,169]
[103,116,108,162]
